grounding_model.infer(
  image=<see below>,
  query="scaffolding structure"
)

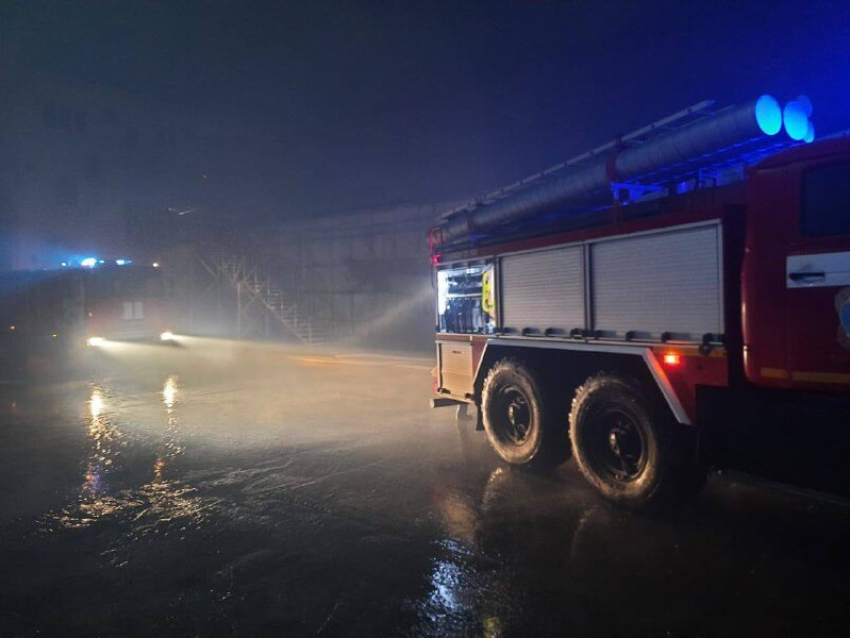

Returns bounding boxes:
[197,252,328,345]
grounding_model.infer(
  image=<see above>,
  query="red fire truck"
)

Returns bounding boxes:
[0,260,174,377]
[82,262,174,345]
[0,260,174,347]
[430,94,850,509]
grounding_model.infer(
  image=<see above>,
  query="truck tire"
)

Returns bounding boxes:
[569,374,701,510]
[481,358,571,469]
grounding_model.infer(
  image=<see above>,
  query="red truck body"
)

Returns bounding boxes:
[430,115,850,507]
[434,136,850,408]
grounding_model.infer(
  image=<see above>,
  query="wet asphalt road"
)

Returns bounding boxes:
[1,338,850,637]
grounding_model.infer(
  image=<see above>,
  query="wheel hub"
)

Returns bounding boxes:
[508,402,522,425]
[608,429,623,455]
[498,387,531,444]
[586,412,647,483]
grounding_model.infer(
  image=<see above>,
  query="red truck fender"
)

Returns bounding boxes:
[470,337,723,426]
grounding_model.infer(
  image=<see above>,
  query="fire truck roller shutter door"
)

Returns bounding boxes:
[500,245,585,335]
[590,224,723,342]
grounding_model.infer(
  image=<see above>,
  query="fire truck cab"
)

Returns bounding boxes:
[744,138,850,390]
[431,95,850,509]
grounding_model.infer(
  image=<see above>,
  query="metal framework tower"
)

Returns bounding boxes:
[198,253,328,345]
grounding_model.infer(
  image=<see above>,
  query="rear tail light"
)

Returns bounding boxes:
[662,352,682,367]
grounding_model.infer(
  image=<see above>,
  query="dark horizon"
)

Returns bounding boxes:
[3,0,849,220]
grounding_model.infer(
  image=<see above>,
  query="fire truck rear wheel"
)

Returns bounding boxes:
[481,359,571,469]
[569,374,699,511]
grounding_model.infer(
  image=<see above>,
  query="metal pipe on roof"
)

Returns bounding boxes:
[614,95,781,181]
[436,95,786,246]
[438,160,610,242]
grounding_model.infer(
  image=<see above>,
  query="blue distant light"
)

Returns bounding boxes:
[115,259,131,266]
[60,261,68,267]
[783,101,809,141]
[80,257,98,268]
[755,95,782,136]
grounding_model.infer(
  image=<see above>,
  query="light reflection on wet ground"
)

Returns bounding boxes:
[41,377,204,538]
[0,340,849,636]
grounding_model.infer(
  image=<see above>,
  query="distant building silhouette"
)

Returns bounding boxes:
[0,73,267,270]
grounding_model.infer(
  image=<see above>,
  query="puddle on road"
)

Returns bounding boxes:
[42,376,211,540]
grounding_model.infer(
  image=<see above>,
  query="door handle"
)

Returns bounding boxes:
[788,271,826,282]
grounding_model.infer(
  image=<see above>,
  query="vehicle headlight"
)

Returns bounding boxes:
[86,336,105,347]
[160,331,175,341]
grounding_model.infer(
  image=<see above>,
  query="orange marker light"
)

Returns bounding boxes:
[663,352,682,366]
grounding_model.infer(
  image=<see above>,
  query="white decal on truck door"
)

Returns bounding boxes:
[787,251,850,288]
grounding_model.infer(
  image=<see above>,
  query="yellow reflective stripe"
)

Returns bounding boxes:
[760,367,790,380]
[791,371,850,384]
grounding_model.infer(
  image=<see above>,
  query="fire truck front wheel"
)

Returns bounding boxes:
[569,374,700,511]
[481,359,571,469]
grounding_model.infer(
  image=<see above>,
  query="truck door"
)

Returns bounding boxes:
[786,162,850,387]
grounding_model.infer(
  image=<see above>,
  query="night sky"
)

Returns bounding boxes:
[4,0,850,217]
